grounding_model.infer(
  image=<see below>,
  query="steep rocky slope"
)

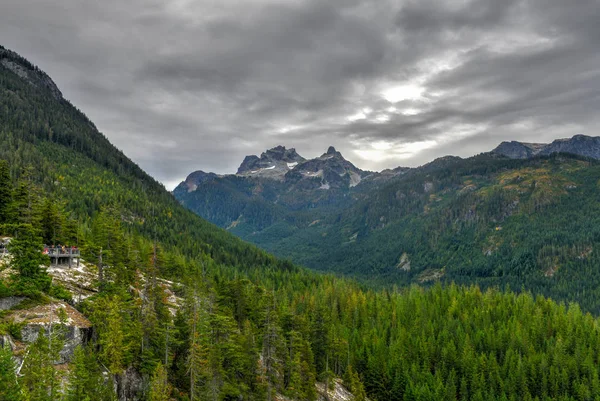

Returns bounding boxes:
[492,134,600,159]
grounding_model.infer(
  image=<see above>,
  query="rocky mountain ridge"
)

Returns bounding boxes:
[180,135,600,198]
[492,134,600,159]
[0,45,63,101]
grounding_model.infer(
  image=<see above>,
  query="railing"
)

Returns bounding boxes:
[44,247,81,258]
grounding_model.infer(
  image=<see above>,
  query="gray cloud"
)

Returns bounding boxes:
[1,0,599,187]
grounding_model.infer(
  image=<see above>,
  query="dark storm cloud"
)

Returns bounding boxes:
[1,0,599,186]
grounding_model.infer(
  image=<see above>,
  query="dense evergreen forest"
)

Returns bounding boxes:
[178,147,600,314]
[4,44,600,401]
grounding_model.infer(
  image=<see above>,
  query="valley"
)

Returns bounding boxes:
[175,138,600,312]
[2,43,600,401]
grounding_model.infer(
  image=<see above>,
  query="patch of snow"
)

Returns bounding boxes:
[349,172,362,188]
[303,169,324,178]
[287,162,298,169]
[264,165,276,170]
[320,182,330,190]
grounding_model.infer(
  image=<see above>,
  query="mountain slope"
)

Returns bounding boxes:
[176,140,600,313]
[0,45,284,273]
[492,134,600,159]
[174,145,405,235]
[5,45,600,401]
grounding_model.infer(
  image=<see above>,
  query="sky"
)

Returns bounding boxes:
[1,0,599,189]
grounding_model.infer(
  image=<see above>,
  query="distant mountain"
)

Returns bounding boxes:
[175,137,600,313]
[176,145,373,194]
[10,44,600,401]
[236,145,306,179]
[493,134,600,159]
[173,144,409,233]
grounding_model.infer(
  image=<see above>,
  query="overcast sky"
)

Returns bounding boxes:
[1,0,599,189]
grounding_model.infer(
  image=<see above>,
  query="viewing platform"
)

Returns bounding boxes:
[44,246,81,268]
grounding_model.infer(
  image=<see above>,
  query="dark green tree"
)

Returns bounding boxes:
[9,224,51,293]
[0,344,22,401]
[0,160,13,223]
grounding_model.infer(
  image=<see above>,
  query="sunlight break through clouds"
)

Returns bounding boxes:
[381,84,426,104]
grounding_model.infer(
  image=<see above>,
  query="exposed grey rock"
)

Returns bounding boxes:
[237,145,306,179]
[115,367,145,401]
[539,134,600,159]
[316,379,360,401]
[20,323,91,364]
[492,141,544,159]
[0,296,26,311]
[492,135,600,160]
[173,170,219,194]
[285,146,366,190]
[8,301,92,364]
[0,47,63,101]
[397,253,411,271]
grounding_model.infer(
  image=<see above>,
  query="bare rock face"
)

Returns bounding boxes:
[492,141,543,159]
[0,46,63,101]
[285,146,366,190]
[0,296,26,310]
[492,135,600,160]
[115,367,145,401]
[237,145,306,179]
[174,170,219,194]
[7,301,92,364]
[539,134,600,159]
[316,379,360,401]
[275,379,363,401]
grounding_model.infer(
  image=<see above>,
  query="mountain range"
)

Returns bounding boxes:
[175,135,600,312]
[4,43,600,400]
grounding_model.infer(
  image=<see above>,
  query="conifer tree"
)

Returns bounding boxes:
[0,344,22,401]
[9,224,51,293]
[149,362,171,401]
[0,160,13,223]
[19,328,61,401]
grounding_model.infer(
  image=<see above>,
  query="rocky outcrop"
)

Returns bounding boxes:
[7,301,92,364]
[0,46,63,101]
[115,367,145,401]
[492,141,543,159]
[316,379,360,401]
[236,145,306,179]
[539,135,600,159]
[284,146,367,190]
[174,170,219,194]
[275,379,362,401]
[492,135,600,160]
[0,296,26,310]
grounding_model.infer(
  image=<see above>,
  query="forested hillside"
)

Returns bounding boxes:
[4,44,600,401]
[177,144,600,314]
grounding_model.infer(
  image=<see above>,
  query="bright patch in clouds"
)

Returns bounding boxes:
[347,107,373,122]
[375,114,390,123]
[382,84,425,103]
[401,108,421,116]
[354,139,438,163]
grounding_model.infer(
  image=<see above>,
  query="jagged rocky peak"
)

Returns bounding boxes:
[0,45,63,101]
[493,135,600,160]
[321,145,344,159]
[286,145,366,190]
[237,145,306,179]
[262,145,305,163]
